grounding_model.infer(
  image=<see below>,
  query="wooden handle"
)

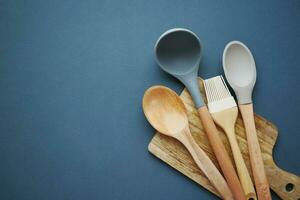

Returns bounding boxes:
[179,128,234,200]
[239,104,272,200]
[198,106,246,200]
[266,160,300,199]
[211,108,256,199]
[226,129,257,200]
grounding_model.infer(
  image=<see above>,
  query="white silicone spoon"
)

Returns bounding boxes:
[223,41,271,200]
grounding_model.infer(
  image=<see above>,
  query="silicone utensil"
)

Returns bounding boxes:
[223,41,271,200]
[155,28,246,200]
[142,86,233,200]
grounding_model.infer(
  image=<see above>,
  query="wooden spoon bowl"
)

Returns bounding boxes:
[142,85,234,200]
[143,86,187,137]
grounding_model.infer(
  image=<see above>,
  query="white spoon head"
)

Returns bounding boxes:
[223,41,257,104]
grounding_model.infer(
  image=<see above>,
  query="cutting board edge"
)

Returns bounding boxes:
[147,138,221,197]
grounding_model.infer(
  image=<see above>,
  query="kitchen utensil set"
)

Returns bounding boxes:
[154,28,245,200]
[142,28,300,199]
[148,83,300,200]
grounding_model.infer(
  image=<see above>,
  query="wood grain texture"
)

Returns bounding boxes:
[211,107,256,200]
[198,106,246,200]
[148,78,300,200]
[142,86,234,200]
[179,126,234,200]
[239,103,271,200]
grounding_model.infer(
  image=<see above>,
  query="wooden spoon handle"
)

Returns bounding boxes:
[226,130,257,200]
[198,106,246,200]
[180,129,234,200]
[239,104,272,200]
[266,162,300,200]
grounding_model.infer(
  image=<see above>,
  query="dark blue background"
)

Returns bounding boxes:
[0,0,299,199]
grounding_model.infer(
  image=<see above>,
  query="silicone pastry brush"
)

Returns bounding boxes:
[204,76,256,200]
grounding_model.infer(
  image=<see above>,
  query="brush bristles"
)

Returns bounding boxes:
[204,76,236,113]
[204,76,231,102]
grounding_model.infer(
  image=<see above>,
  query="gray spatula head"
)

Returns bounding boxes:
[222,41,257,104]
[154,28,204,108]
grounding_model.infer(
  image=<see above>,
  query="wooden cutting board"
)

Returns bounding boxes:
[148,79,300,200]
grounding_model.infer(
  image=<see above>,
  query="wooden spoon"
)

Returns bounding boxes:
[142,85,234,200]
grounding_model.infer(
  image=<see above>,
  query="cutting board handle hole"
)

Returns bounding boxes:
[285,183,294,192]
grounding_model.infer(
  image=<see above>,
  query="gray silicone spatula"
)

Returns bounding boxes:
[222,41,272,200]
[155,28,246,200]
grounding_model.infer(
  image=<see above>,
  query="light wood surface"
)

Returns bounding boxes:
[148,79,300,200]
[142,86,234,200]
[239,104,271,200]
[198,106,246,200]
[212,107,256,200]
[180,126,234,200]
